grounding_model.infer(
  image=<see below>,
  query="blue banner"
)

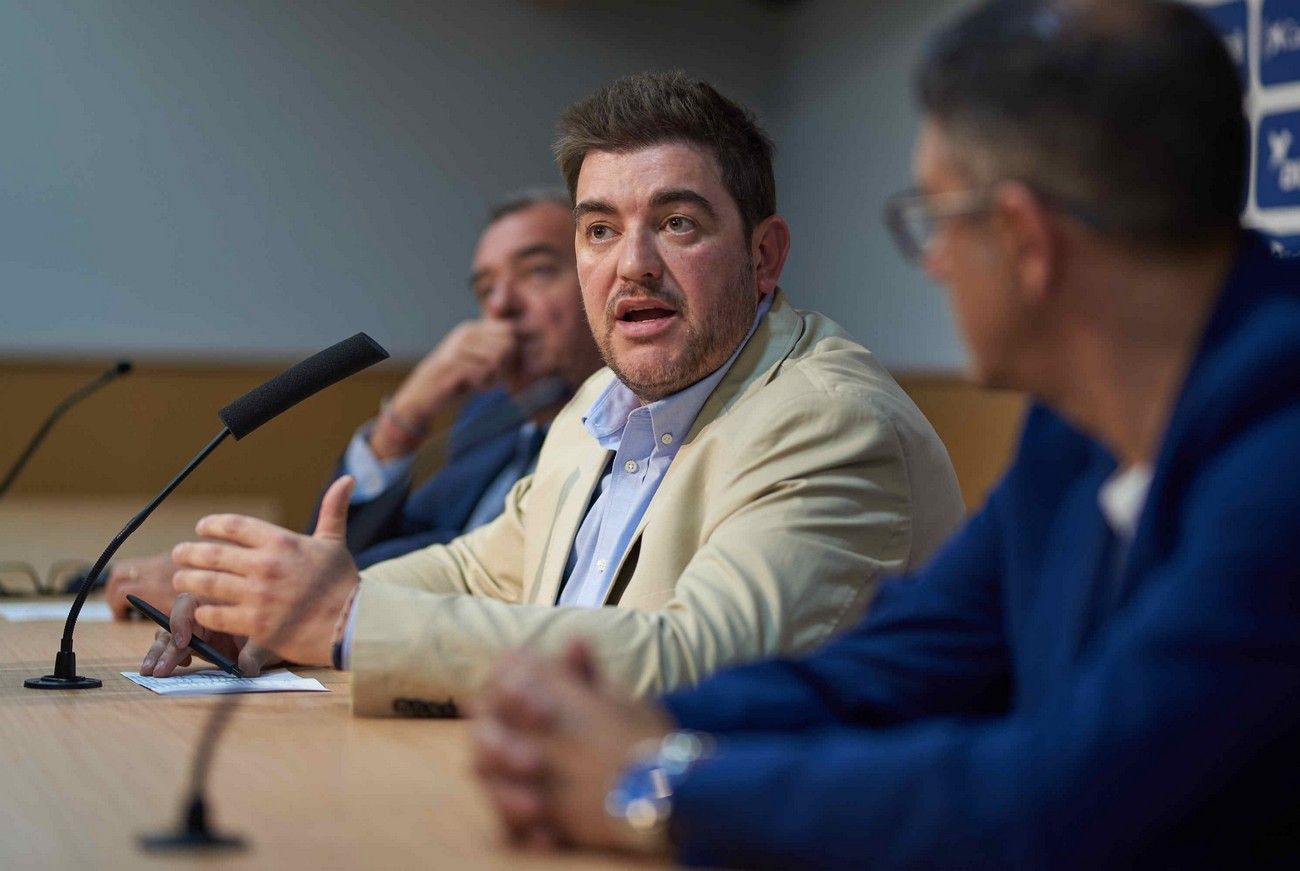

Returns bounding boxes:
[1262,0,1300,87]
[1257,109,1300,209]
[1202,2,1250,89]
[1266,233,1300,256]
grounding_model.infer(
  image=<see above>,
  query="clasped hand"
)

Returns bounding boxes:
[369,319,519,460]
[140,476,360,676]
[470,640,677,853]
[392,319,519,423]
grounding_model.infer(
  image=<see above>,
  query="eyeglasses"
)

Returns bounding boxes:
[885,184,1110,266]
[883,188,992,265]
[0,559,106,597]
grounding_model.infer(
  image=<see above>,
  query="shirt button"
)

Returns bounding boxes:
[660,433,673,445]
[624,459,638,473]
[596,558,608,572]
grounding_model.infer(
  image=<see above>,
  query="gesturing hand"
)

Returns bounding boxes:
[170,475,361,668]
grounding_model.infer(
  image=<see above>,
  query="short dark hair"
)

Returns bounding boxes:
[918,0,1247,246]
[554,72,776,239]
[483,188,572,229]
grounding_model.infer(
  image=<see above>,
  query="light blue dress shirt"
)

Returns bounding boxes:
[343,422,414,503]
[558,293,773,607]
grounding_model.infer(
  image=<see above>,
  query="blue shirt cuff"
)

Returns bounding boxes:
[338,588,362,671]
[343,422,416,502]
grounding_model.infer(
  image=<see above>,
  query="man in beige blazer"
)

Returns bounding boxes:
[141,72,964,717]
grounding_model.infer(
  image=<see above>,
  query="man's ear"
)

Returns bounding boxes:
[991,181,1057,306]
[750,215,792,297]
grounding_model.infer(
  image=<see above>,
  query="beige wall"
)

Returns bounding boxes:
[0,358,410,531]
[0,358,1025,536]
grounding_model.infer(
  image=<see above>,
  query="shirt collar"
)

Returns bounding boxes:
[1098,463,1153,544]
[583,292,775,450]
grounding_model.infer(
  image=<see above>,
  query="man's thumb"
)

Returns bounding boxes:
[314,475,355,541]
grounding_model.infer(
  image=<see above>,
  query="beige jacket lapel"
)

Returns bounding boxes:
[526,440,610,605]
[599,290,805,604]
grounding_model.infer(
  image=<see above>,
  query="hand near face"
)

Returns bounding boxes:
[106,553,178,620]
[391,319,517,418]
[166,475,361,668]
[470,640,676,853]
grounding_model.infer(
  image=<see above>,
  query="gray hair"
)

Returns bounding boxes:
[484,188,572,228]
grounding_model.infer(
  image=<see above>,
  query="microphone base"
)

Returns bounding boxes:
[24,674,102,690]
[139,796,246,853]
[138,829,246,853]
[25,650,102,689]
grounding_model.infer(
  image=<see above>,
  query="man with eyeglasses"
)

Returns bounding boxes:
[470,1,1300,867]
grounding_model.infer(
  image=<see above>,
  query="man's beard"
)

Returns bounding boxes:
[597,259,759,404]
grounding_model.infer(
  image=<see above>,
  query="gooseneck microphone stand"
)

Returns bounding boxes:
[14,333,389,855]
[0,360,132,500]
[23,331,388,691]
[24,429,229,689]
[141,691,246,851]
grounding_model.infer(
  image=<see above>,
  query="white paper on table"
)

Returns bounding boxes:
[0,601,113,622]
[120,668,329,696]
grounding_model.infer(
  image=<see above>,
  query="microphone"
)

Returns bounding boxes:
[24,333,389,691]
[0,360,132,499]
[142,352,563,855]
[143,694,247,852]
[218,333,388,439]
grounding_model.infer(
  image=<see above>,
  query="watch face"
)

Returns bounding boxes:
[626,796,666,832]
[606,757,675,855]
[606,731,712,842]
[606,757,671,828]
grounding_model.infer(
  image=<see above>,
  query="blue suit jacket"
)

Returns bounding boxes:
[661,234,1300,869]
[338,390,532,568]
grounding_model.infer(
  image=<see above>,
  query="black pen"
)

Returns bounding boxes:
[126,594,245,678]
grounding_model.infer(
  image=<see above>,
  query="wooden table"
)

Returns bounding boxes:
[0,615,658,869]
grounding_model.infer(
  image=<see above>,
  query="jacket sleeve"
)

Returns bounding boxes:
[668,406,1300,870]
[299,444,411,553]
[348,389,939,715]
[326,392,505,556]
[342,475,413,556]
[353,526,465,569]
[661,496,1011,735]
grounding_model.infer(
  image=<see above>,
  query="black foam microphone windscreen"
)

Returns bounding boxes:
[218,333,389,439]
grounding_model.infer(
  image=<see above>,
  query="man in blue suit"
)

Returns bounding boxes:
[107,189,601,612]
[336,190,601,568]
[470,1,1300,867]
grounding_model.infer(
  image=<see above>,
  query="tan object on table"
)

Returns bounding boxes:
[0,618,660,869]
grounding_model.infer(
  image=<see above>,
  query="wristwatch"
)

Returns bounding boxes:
[605,730,713,853]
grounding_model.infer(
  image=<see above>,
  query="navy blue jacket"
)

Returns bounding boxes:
[338,390,535,568]
[661,234,1300,869]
